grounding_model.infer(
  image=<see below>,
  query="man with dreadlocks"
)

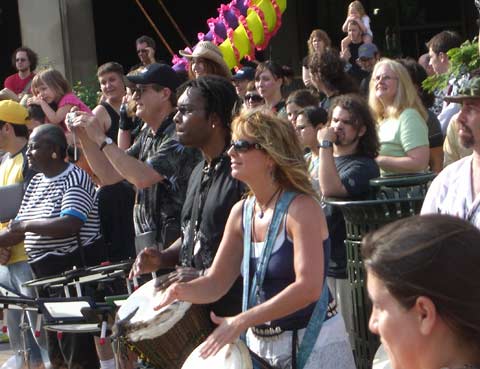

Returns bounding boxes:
[130,75,245,316]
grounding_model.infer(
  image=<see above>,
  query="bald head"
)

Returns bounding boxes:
[31,124,68,159]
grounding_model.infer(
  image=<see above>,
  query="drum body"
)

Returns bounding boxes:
[116,278,213,368]
[182,340,273,369]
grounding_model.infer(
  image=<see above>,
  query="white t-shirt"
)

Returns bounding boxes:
[421,155,480,228]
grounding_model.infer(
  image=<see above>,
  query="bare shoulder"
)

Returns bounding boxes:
[288,194,323,218]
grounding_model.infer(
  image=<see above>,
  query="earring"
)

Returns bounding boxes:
[211,124,215,129]
[51,152,57,159]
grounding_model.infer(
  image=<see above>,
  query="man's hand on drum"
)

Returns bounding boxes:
[154,266,204,291]
[129,247,163,279]
[199,312,246,358]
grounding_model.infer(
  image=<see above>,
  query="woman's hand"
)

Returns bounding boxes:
[199,312,246,358]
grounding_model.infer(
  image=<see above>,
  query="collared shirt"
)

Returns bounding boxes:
[421,155,480,228]
[127,115,201,244]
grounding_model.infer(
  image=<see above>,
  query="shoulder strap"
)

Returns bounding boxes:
[21,79,32,94]
[242,191,297,312]
[296,282,329,369]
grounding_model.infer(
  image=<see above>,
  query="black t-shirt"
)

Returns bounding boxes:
[347,42,368,84]
[179,154,245,316]
[426,110,444,148]
[325,154,379,278]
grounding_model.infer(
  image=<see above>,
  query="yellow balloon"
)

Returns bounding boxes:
[219,0,287,69]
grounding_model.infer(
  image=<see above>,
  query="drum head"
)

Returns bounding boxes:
[44,324,100,333]
[116,278,191,341]
[182,340,253,369]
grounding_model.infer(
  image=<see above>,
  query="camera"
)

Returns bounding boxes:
[66,112,76,126]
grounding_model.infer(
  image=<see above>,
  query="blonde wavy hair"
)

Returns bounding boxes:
[368,58,428,123]
[231,109,317,198]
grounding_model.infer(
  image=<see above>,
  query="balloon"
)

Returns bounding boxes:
[174,0,287,71]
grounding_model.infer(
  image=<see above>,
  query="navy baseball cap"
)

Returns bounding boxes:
[358,43,379,60]
[232,66,255,81]
[127,63,181,92]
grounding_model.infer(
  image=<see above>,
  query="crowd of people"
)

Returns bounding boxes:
[0,1,479,368]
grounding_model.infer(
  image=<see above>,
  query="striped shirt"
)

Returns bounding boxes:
[16,164,101,263]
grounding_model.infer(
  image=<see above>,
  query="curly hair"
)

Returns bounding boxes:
[329,93,379,158]
[307,29,331,57]
[309,48,358,95]
[231,109,316,198]
[12,47,38,71]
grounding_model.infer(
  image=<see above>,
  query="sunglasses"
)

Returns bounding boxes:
[230,140,263,153]
[245,94,264,103]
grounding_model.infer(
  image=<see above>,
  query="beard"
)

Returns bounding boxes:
[458,125,475,148]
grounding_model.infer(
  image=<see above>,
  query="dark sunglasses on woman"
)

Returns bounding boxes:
[230,140,263,153]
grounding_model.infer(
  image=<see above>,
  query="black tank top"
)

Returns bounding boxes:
[101,102,120,143]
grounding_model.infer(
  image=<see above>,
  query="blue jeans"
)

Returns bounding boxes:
[0,261,48,367]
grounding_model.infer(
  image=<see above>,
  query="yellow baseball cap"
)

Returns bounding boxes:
[0,100,29,125]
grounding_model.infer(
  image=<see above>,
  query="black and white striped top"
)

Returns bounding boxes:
[17,164,101,263]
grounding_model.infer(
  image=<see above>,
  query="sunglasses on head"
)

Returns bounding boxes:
[245,94,264,103]
[230,140,263,153]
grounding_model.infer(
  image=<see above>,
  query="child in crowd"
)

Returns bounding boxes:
[27,68,91,131]
[341,1,373,47]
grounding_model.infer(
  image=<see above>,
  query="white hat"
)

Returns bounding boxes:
[179,41,232,78]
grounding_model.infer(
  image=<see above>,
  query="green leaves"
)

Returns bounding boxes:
[422,39,480,93]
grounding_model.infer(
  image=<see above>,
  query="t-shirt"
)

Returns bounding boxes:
[0,145,35,264]
[426,110,443,148]
[421,155,480,229]
[347,41,368,84]
[378,108,429,175]
[324,155,380,278]
[4,73,35,95]
[16,164,101,263]
[126,116,201,246]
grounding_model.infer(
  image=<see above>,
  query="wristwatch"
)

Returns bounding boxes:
[99,137,114,151]
[317,140,333,149]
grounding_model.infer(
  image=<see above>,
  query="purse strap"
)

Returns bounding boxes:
[242,191,296,311]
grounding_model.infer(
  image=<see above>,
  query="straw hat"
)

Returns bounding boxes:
[179,41,232,78]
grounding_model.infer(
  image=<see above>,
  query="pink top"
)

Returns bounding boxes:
[4,73,35,95]
[53,92,92,131]
[58,92,92,114]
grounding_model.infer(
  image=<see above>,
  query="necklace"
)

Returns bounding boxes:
[255,187,281,219]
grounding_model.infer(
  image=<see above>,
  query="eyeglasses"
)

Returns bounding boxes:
[16,58,27,62]
[374,75,398,83]
[131,84,162,97]
[176,105,205,116]
[245,94,264,103]
[229,140,263,153]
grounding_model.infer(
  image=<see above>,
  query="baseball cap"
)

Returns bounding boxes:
[444,76,480,103]
[358,43,379,60]
[232,66,255,81]
[0,100,29,125]
[126,63,181,92]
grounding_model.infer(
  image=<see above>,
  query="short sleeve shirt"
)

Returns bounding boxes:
[16,164,101,263]
[325,155,380,278]
[126,116,201,241]
[421,155,480,228]
[4,73,35,95]
[378,108,429,175]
